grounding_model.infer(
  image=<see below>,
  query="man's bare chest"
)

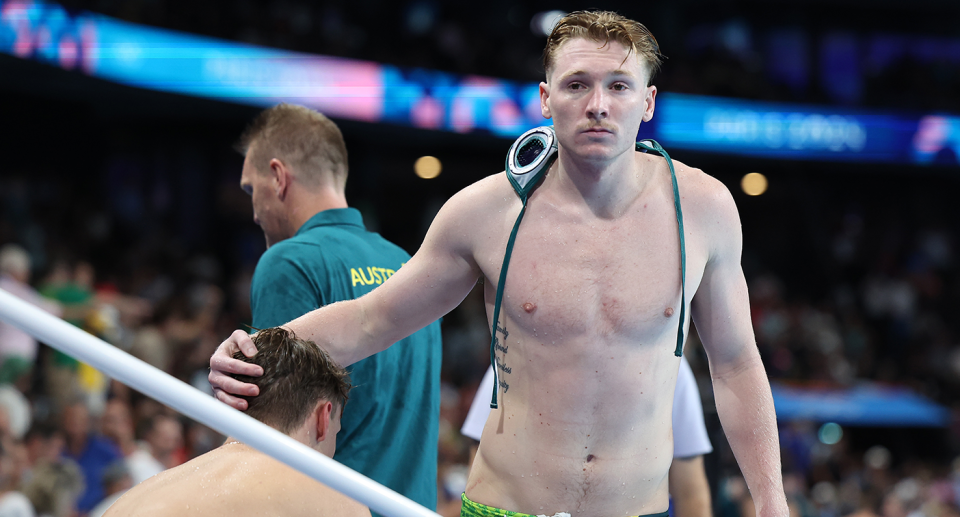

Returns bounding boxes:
[486,202,685,342]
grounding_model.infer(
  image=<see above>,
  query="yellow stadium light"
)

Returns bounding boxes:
[741,172,768,196]
[414,156,442,179]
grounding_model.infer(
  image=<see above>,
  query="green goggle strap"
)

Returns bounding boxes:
[488,198,528,409]
[637,139,687,357]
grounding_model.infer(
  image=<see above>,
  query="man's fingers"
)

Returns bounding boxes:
[212,388,249,411]
[209,369,260,397]
[209,353,263,377]
[208,328,262,405]
[234,329,258,357]
[210,329,263,376]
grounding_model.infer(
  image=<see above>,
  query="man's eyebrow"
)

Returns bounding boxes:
[557,70,588,82]
[610,69,638,78]
[557,69,639,82]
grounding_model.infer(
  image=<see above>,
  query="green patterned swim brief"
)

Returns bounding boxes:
[460,493,670,517]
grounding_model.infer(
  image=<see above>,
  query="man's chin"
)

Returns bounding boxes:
[568,145,624,163]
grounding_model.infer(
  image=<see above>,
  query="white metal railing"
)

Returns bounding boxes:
[0,288,439,517]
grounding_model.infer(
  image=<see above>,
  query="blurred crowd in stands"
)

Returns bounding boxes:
[56,0,960,112]
[0,242,237,516]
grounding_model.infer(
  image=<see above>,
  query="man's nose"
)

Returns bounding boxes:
[586,88,608,119]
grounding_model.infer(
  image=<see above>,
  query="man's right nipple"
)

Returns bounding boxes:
[522,302,537,313]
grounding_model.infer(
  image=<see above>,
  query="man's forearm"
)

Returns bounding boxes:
[712,352,787,517]
[284,296,397,367]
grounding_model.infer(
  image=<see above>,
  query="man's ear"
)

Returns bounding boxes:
[539,81,551,120]
[269,158,292,200]
[642,85,657,123]
[315,401,334,443]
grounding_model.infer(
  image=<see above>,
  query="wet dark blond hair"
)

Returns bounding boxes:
[543,11,664,85]
[236,103,348,191]
[230,327,351,434]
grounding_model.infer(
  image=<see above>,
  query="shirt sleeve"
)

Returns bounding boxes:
[250,245,325,330]
[460,366,496,441]
[671,356,713,458]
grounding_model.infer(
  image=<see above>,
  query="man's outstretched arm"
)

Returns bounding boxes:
[690,180,787,517]
[210,183,492,408]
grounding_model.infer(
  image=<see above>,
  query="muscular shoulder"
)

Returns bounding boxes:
[424,172,519,251]
[671,160,737,219]
[670,159,742,259]
[444,172,517,217]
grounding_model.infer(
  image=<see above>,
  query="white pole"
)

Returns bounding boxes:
[0,288,440,517]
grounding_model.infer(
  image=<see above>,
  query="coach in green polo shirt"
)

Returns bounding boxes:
[227,103,441,513]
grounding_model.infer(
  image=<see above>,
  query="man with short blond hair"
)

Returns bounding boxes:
[106,328,368,517]
[238,103,348,187]
[232,103,442,513]
[212,11,786,517]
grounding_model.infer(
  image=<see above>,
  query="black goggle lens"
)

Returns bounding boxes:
[517,138,545,167]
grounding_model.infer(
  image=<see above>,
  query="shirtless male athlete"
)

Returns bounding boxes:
[210,11,787,517]
[109,328,368,517]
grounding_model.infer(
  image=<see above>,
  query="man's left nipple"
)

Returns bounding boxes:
[664,307,675,317]
[522,302,537,313]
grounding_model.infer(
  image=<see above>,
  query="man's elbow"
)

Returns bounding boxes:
[709,341,764,382]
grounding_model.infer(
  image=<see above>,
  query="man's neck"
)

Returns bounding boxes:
[284,187,349,237]
[222,433,331,458]
[551,146,649,219]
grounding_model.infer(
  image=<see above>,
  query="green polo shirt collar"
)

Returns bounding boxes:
[296,208,365,236]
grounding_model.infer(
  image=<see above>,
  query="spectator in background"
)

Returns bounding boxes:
[138,414,184,470]
[0,439,34,517]
[39,261,96,414]
[100,400,164,484]
[38,261,96,330]
[21,424,82,517]
[60,401,122,514]
[86,462,132,517]
[0,386,32,444]
[0,245,61,387]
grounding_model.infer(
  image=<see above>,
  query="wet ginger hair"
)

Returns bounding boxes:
[543,10,665,86]
[230,327,351,434]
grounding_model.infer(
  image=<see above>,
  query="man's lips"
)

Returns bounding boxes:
[581,126,614,134]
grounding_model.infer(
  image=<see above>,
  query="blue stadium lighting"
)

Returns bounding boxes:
[1,0,958,166]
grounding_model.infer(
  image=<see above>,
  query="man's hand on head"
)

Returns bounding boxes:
[208,329,264,410]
